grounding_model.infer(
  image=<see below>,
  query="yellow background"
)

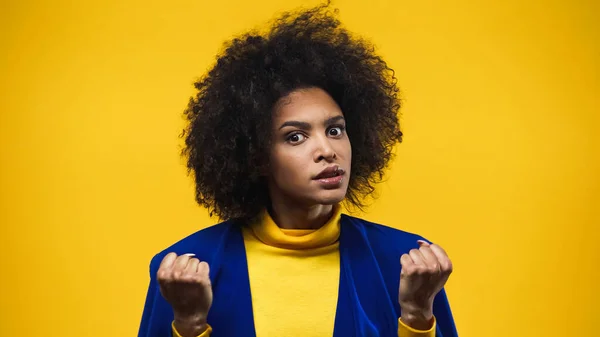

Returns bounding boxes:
[1,0,598,336]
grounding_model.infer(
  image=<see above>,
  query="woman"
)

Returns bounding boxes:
[138,3,458,337]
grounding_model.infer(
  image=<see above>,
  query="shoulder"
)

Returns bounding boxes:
[340,214,432,304]
[341,214,429,256]
[147,220,235,274]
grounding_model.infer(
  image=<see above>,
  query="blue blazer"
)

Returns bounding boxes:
[138,214,459,337]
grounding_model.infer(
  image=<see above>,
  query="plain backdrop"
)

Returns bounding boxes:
[1,0,598,336]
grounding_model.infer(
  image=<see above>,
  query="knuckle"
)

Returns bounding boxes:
[439,257,452,270]
[415,265,427,275]
[199,261,210,274]
[432,243,444,251]
[157,270,173,281]
[182,273,195,282]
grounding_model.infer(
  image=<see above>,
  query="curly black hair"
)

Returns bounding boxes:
[181,2,403,222]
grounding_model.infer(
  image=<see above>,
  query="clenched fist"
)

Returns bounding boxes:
[399,240,453,330]
[157,252,213,337]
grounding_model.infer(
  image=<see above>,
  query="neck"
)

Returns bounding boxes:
[268,198,334,230]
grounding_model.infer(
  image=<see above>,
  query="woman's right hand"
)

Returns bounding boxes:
[157,252,213,336]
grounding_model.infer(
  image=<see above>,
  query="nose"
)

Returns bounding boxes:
[314,135,337,162]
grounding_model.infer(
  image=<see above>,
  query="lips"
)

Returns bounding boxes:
[314,166,345,180]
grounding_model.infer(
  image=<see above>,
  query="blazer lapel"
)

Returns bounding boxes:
[208,223,257,337]
[333,215,398,337]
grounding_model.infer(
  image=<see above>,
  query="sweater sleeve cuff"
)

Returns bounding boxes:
[171,321,212,337]
[397,317,436,337]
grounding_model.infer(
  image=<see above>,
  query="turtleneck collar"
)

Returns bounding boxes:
[249,204,342,250]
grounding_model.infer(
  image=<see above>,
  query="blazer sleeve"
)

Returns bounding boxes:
[433,288,459,337]
[138,254,174,337]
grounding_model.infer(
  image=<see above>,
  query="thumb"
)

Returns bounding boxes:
[417,239,430,247]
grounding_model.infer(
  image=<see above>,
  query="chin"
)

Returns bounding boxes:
[312,189,347,205]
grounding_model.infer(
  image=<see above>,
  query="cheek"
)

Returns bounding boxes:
[340,137,352,158]
[270,147,306,178]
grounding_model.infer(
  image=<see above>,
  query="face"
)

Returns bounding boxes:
[268,87,352,207]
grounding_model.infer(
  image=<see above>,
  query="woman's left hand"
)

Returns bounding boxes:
[398,240,453,330]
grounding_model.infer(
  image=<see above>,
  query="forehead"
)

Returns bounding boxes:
[273,87,342,122]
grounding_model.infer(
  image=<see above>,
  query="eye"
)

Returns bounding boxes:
[327,126,345,137]
[287,132,307,144]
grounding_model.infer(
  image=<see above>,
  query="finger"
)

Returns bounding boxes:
[173,254,191,272]
[428,243,448,258]
[159,252,178,270]
[197,261,210,276]
[182,253,197,272]
[429,244,453,272]
[400,253,414,266]
[417,240,430,247]
[197,262,211,286]
[409,248,426,266]
[186,258,200,275]
[418,245,440,269]
[400,254,414,275]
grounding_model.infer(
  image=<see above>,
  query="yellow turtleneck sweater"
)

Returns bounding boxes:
[174,205,435,336]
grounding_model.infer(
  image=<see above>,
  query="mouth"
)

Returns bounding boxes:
[313,166,345,180]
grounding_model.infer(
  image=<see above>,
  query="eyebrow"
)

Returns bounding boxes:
[278,115,345,130]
